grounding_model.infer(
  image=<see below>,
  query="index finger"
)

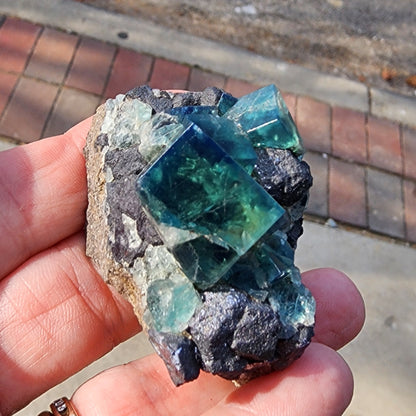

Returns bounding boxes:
[0,118,91,279]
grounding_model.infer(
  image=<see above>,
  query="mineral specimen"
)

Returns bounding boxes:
[85,84,315,386]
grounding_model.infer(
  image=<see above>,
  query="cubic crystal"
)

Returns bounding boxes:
[137,122,285,288]
[224,84,304,156]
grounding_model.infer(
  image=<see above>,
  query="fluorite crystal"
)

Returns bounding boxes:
[84,84,315,386]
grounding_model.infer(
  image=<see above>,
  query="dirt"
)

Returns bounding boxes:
[76,0,416,97]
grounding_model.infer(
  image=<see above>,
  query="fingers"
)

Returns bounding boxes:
[72,354,235,416]
[302,268,365,350]
[0,118,92,279]
[71,343,352,416]
[0,232,139,416]
[0,258,363,414]
[203,343,353,416]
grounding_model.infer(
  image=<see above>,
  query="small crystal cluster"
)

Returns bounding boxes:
[85,84,315,386]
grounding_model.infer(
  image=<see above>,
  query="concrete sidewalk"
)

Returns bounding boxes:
[0,1,415,415]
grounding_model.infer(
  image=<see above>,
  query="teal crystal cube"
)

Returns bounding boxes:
[224,84,304,156]
[137,123,285,288]
[186,113,258,173]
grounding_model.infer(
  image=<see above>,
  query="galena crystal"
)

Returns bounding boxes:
[84,84,315,386]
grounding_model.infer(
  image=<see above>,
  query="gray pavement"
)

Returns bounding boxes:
[75,0,416,99]
[15,221,416,416]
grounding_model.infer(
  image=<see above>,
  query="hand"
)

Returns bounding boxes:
[0,119,365,416]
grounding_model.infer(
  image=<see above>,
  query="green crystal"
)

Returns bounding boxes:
[268,269,316,338]
[225,230,295,292]
[146,277,201,332]
[217,92,238,115]
[102,95,152,148]
[137,123,285,288]
[138,112,187,162]
[172,237,238,289]
[186,114,258,173]
[224,84,304,156]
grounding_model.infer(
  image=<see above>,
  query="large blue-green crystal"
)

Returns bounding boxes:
[169,105,218,118]
[224,84,304,156]
[137,123,285,288]
[186,114,258,173]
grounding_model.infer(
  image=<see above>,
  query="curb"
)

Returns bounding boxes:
[0,0,415,128]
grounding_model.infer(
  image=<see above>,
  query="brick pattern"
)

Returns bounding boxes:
[367,168,405,238]
[404,180,416,242]
[332,107,367,163]
[65,37,116,95]
[0,77,58,142]
[224,78,261,97]
[44,88,100,137]
[329,158,367,227]
[403,127,416,181]
[105,49,153,98]
[25,27,78,84]
[368,116,402,174]
[188,68,226,91]
[0,72,18,114]
[0,18,41,73]
[0,16,415,244]
[281,92,297,123]
[149,58,190,90]
[297,96,331,154]
[304,152,328,217]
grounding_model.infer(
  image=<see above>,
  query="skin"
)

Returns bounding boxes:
[0,118,365,416]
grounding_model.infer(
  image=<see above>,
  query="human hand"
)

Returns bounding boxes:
[0,119,365,416]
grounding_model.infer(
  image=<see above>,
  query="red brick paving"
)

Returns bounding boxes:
[104,48,153,98]
[66,38,116,95]
[332,107,367,163]
[403,127,416,181]
[329,158,367,227]
[149,58,190,91]
[304,152,328,218]
[0,18,41,73]
[367,168,405,238]
[281,92,296,123]
[188,67,226,91]
[0,77,58,142]
[368,116,402,175]
[44,87,100,137]
[404,179,416,242]
[297,96,331,154]
[0,71,18,114]
[224,78,261,97]
[25,27,78,84]
[0,16,415,243]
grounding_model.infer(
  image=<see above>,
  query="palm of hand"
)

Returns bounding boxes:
[0,119,365,416]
